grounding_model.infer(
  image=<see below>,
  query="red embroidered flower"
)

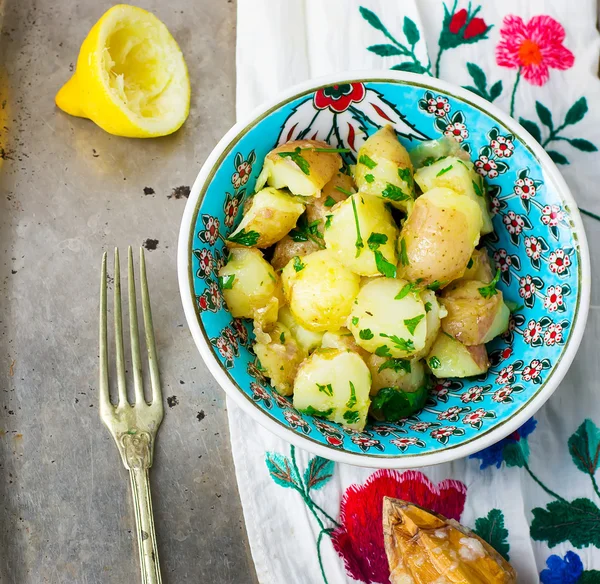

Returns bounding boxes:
[390,436,420,451]
[463,408,487,427]
[544,323,563,346]
[515,177,536,199]
[461,385,484,403]
[464,17,488,40]
[519,275,537,299]
[351,435,381,451]
[541,204,564,227]
[496,15,575,86]
[544,285,564,312]
[493,386,513,403]
[197,248,213,277]
[332,470,466,583]
[503,210,525,235]
[271,391,291,409]
[232,161,252,188]
[232,318,249,345]
[523,319,542,344]
[525,236,542,260]
[314,83,366,113]
[522,359,543,381]
[444,122,469,142]
[475,155,498,178]
[496,365,515,385]
[491,136,514,158]
[548,249,571,274]
[494,248,512,272]
[449,8,468,34]
[431,379,451,399]
[427,96,451,117]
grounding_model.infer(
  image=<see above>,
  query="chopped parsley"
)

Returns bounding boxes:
[303,147,350,153]
[292,256,305,272]
[364,173,375,183]
[300,406,333,417]
[382,183,410,202]
[268,272,276,282]
[351,196,364,257]
[427,280,443,291]
[351,316,359,326]
[343,410,361,424]
[378,358,412,374]
[335,185,353,196]
[346,381,357,408]
[404,314,425,335]
[359,329,374,340]
[278,147,310,175]
[375,251,397,278]
[428,356,441,369]
[472,179,483,197]
[289,215,325,248]
[359,154,377,169]
[375,345,392,357]
[399,238,409,266]
[424,302,432,313]
[478,268,501,299]
[324,196,336,207]
[279,331,286,343]
[380,333,415,353]
[227,229,260,246]
[395,282,419,300]
[397,167,413,188]
[372,386,427,422]
[436,164,453,177]
[219,274,235,290]
[367,232,388,250]
[316,383,333,396]
[467,258,474,269]
[324,214,333,229]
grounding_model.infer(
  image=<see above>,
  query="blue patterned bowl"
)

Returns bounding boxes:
[178,72,590,468]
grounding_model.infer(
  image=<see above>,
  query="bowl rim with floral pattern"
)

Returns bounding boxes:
[177,70,590,468]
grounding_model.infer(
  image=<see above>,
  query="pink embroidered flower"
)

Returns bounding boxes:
[224,196,241,228]
[496,365,514,385]
[519,275,537,299]
[232,161,252,188]
[515,177,536,199]
[196,248,213,277]
[494,248,512,272]
[391,437,420,450]
[475,155,498,178]
[461,386,484,403]
[463,408,487,427]
[525,236,542,260]
[410,421,435,433]
[444,122,469,142]
[503,210,525,235]
[541,204,564,227]
[548,249,571,274]
[523,319,542,344]
[431,426,457,441]
[437,406,462,421]
[522,359,543,381]
[491,136,515,158]
[427,96,451,117]
[332,470,466,584]
[496,15,575,86]
[283,410,308,430]
[544,322,563,346]
[544,285,564,311]
[493,386,514,403]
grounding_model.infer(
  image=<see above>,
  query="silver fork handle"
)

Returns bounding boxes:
[129,466,162,584]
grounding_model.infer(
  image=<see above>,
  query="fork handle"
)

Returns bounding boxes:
[129,466,162,584]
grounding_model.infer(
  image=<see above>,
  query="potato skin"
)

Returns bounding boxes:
[440,280,509,345]
[227,187,305,249]
[271,235,320,272]
[461,248,494,283]
[281,250,360,331]
[413,289,447,359]
[367,355,427,396]
[306,172,355,228]
[257,140,342,197]
[427,333,489,378]
[321,328,370,360]
[219,248,283,325]
[397,187,482,287]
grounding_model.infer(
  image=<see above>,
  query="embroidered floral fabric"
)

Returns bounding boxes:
[232,1,600,582]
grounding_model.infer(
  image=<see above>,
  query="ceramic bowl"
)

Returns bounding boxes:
[177,72,590,468]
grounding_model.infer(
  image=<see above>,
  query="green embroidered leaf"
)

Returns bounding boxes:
[378,358,411,374]
[359,328,374,340]
[568,419,600,476]
[303,456,335,491]
[530,498,600,548]
[391,62,427,74]
[403,16,420,46]
[324,196,336,207]
[473,509,510,561]
[503,441,529,468]
[374,250,397,278]
[359,6,386,32]
[265,452,301,490]
[227,229,260,246]
[466,62,487,94]
[347,381,357,408]
[489,80,503,102]
[382,183,410,201]
[367,43,403,57]
[535,101,553,129]
[359,154,377,169]
[580,571,600,583]
[293,256,305,272]
[548,150,569,165]
[519,118,542,143]
[219,274,235,290]
[404,314,425,335]
[564,97,588,126]
[568,138,598,152]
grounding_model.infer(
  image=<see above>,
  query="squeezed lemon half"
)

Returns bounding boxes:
[56,4,190,138]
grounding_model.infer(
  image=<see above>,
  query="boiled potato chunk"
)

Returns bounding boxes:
[367,354,427,396]
[397,187,482,287]
[348,278,427,358]
[293,348,371,430]
[354,125,415,212]
[414,156,492,234]
[461,248,494,283]
[427,334,489,378]
[278,305,323,355]
[408,136,470,168]
[324,193,398,276]
[271,236,320,272]
[440,280,509,345]
[219,248,282,325]
[227,187,305,249]
[281,250,360,331]
[321,328,370,360]
[256,140,342,197]
[306,171,355,229]
[413,289,447,359]
[254,323,303,396]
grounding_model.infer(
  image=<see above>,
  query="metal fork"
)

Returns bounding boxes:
[99,247,164,584]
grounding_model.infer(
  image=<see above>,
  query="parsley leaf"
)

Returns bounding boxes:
[359,328,374,340]
[343,410,360,424]
[359,154,377,169]
[346,381,357,408]
[289,215,326,248]
[335,185,353,196]
[395,282,418,300]
[300,406,333,417]
[351,196,364,257]
[399,238,409,266]
[397,167,413,188]
[279,331,286,343]
[378,358,412,374]
[427,280,443,291]
[367,232,388,250]
[382,183,410,202]
[380,333,415,353]
[351,316,359,326]
[424,301,432,312]
[316,383,333,396]
[404,314,425,335]
[278,147,310,175]
[304,147,350,153]
[324,214,333,229]
[292,256,305,272]
[436,164,453,177]
[219,274,235,290]
[428,356,441,369]
[375,345,392,357]
[472,179,483,197]
[227,229,260,246]
[478,268,501,298]
[467,257,474,269]
[324,196,336,207]
[371,386,427,422]
[375,251,397,278]
[365,173,375,183]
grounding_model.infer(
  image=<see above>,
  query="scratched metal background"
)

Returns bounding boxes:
[0,0,259,582]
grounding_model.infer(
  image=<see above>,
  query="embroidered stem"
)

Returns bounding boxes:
[509,68,521,118]
[434,49,445,78]
[311,501,340,528]
[591,474,600,500]
[316,528,334,584]
[290,445,325,530]
[541,123,569,148]
[523,459,567,502]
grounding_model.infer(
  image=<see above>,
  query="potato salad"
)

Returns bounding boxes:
[218,127,510,431]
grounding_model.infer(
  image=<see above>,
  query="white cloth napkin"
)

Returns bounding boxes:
[231,2,600,582]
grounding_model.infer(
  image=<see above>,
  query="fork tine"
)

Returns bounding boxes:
[99,252,112,413]
[128,246,146,405]
[139,247,162,405]
[113,248,128,407]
